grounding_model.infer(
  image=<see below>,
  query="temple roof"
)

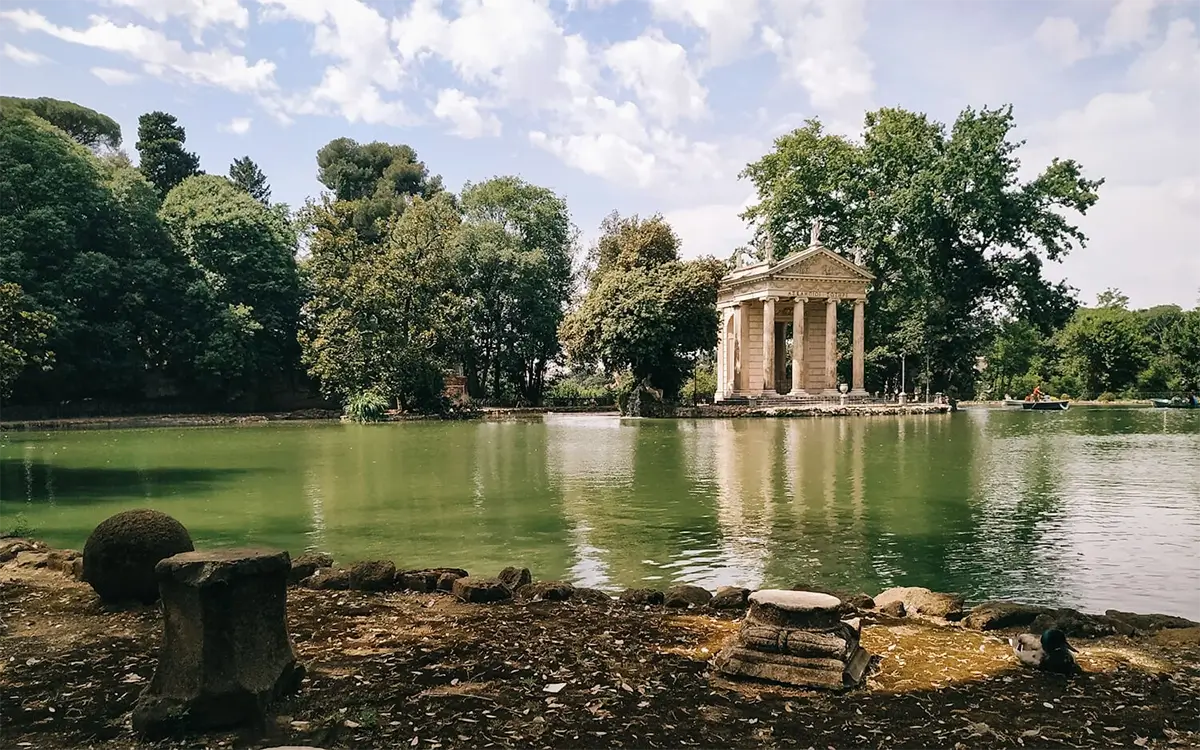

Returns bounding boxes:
[722,243,875,289]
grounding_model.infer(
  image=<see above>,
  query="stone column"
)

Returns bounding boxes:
[733,303,745,392]
[762,297,776,393]
[133,549,305,738]
[824,297,838,394]
[791,298,807,396]
[851,299,867,395]
[715,309,726,399]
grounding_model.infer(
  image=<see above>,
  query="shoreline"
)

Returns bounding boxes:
[1,402,953,432]
[3,539,1198,749]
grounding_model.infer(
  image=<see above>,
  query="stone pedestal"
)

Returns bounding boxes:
[713,590,872,691]
[133,549,305,738]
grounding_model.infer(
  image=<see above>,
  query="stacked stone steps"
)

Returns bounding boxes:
[713,590,873,691]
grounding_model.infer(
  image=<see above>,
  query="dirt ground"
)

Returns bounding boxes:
[2,566,1198,750]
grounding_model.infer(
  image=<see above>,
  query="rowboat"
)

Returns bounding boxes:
[1022,399,1070,411]
[1151,398,1199,409]
[1003,399,1026,408]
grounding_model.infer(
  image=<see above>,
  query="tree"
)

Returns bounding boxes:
[741,106,1102,396]
[315,137,443,241]
[457,176,576,403]
[0,283,56,396]
[1054,305,1148,396]
[300,193,463,411]
[0,96,121,152]
[136,111,200,196]
[560,213,725,403]
[228,156,271,204]
[160,175,304,400]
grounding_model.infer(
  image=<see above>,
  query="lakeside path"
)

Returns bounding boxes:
[2,556,1198,749]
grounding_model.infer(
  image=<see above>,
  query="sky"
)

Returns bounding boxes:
[1,0,1197,309]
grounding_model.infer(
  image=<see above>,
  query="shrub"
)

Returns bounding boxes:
[343,389,389,423]
[4,513,34,538]
[1059,393,1071,401]
[1097,391,1116,402]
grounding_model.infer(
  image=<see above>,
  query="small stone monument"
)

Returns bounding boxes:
[713,590,872,691]
[133,548,305,738]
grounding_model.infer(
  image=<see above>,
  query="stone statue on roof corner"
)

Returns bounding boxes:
[810,218,822,247]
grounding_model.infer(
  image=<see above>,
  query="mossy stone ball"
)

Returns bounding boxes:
[82,509,194,603]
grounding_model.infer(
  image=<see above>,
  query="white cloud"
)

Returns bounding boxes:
[104,0,249,38]
[1035,17,1093,65]
[2,42,46,65]
[258,0,409,125]
[647,0,760,66]
[433,88,501,138]
[604,29,707,124]
[90,66,139,84]
[664,194,758,260]
[220,116,252,134]
[761,0,873,120]
[1102,0,1161,51]
[1025,16,1200,307]
[0,10,276,93]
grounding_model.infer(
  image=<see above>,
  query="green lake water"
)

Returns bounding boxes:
[3,408,1198,618]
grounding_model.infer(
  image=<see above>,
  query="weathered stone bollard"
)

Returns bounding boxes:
[132,548,305,738]
[713,590,873,691]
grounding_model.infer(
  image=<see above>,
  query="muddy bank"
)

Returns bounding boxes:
[3,551,1198,750]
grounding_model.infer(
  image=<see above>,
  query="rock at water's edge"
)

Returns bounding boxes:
[962,601,1056,631]
[619,588,664,605]
[304,567,351,590]
[877,600,905,618]
[573,587,613,604]
[453,576,513,604]
[289,552,333,585]
[874,587,964,620]
[517,581,575,601]
[498,566,532,592]
[1105,610,1199,633]
[664,584,713,609]
[349,560,396,592]
[710,586,751,610]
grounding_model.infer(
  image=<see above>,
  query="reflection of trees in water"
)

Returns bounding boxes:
[956,411,1070,605]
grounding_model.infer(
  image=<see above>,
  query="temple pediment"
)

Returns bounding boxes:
[771,246,875,281]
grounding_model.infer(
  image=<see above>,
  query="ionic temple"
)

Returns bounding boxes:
[716,222,874,401]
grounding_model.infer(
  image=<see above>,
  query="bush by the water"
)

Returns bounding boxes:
[1098,391,1117,402]
[82,509,194,603]
[3,512,35,538]
[343,390,390,423]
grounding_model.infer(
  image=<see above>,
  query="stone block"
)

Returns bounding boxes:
[747,590,843,628]
[132,548,304,739]
[713,645,872,691]
[573,587,613,604]
[453,576,513,603]
[348,560,396,592]
[303,567,350,590]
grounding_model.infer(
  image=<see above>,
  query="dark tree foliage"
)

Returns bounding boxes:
[0,96,121,152]
[228,156,271,204]
[136,111,201,196]
[0,282,56,396]
[315,137,444,241]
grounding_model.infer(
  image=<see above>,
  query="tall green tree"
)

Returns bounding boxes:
[228,156,271,204]
[0,96,121,152]
[315,137,443,242]
[1053,302,1148,396]
[136,111,200,196]
[457,176,576,403]
[300,193,463,411]
[560,213,725,402]
[741,106,1101,395]
[0,283,56,396]
[159,175,304,399]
